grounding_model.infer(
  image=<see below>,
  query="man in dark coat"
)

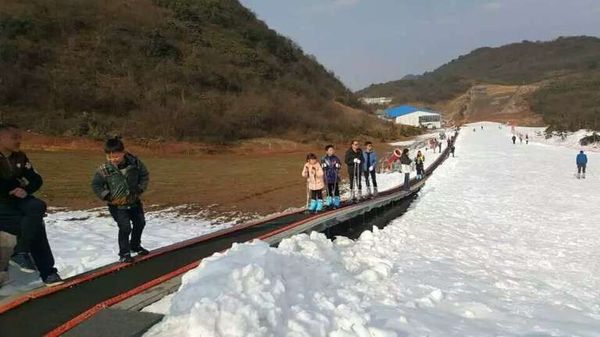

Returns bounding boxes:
[344,140,363,202]
[0,124,63,286]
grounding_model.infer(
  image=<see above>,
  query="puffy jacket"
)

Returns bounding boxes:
[321,155,341,184]
[361,151,378,172]
[400,153,412,173]
[344,148,363,170]
[415,154,425,167]
[0,151,43,204]
[577,153,588,166]
[91,153,149,208]
[302,162,324,191]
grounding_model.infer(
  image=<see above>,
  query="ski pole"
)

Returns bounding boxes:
[305,171,310,209]
[333,168,338,204]
[354,162,360,200]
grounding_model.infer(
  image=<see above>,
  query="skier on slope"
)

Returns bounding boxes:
[526,134,529,144]
[576,150,588,179]
[321,145,342,209]
[399,148,413,191]
[512,135,516,144]
[302,153,325,213]
[344,140,363,202]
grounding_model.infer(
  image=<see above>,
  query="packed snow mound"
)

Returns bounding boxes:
[146,122,600,336]
[0,207,239,296]
[145,232,402,337]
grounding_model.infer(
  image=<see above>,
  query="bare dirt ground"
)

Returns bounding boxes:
[439,84,545,126]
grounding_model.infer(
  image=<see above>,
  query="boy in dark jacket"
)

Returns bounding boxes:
[362,142,378,197]
[344,140,363,202]
[321,145,342,208]
[0,124,63,286]
[92,138,150,263]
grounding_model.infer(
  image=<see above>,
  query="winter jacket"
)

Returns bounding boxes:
[361,151,378,172]
[0,151,43,204]
[399,153,412,173]
[302,162,325,191]
[415,154,425,168]
[344,148,363,171]
[577,153,588,166]
[91,153,149,208]
[321,155,341,184]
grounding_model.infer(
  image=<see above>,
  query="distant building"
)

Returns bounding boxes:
[384,105,442,129]
[360,97,393,105]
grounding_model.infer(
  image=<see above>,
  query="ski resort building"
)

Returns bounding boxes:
[385,105,442,129]
[360,97,393,105]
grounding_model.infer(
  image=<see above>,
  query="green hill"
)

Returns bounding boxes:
[359,36,600,131]
[0,0,416,143]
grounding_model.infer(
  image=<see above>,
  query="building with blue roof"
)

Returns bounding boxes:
[384,105,441,129]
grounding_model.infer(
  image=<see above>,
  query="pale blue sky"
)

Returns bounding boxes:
[239,0,600,90]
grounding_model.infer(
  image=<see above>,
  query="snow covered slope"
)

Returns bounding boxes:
[145,122,600,337]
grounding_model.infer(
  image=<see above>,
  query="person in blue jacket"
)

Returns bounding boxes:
[576,150,588,179]
[321,145,342,208]
[362,141,378,197]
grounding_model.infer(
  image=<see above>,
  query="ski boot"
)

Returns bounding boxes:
[333,196,341,209]
[307,199,317,214]
[582,173,586,179]
[577,173,581,179]
[315,200,324,213]
[325,196,333,208]
[373,187,378,197]
[366,186,372,199]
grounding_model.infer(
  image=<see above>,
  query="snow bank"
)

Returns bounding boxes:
[145,232,402,337]
[146,122,600,336]
[0,207,239,296]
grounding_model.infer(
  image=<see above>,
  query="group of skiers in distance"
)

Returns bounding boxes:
[302,135,457,214]
[507,129,589,179]
[511,133,529,144]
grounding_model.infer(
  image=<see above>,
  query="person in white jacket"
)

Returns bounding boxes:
[399,148,412,191]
